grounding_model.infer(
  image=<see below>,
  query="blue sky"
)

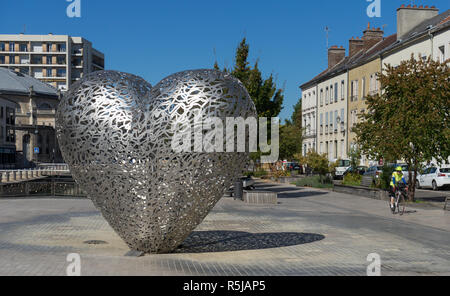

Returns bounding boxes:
[2,0,449,121]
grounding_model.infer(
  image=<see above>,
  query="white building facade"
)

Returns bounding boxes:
[301,83,318,156]
[316,71,348,162]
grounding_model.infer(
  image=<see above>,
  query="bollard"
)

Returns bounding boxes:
[13,171,17,181]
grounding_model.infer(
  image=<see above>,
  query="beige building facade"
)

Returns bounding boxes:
[0,68,63,168]
[0,34,104,91]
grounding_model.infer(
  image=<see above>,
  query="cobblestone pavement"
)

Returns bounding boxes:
[0,181,449,276]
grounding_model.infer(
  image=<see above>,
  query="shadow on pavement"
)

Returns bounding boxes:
[251,183,328,199]
[175,231,325,253]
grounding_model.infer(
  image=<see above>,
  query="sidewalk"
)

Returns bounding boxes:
[0,181,448,276]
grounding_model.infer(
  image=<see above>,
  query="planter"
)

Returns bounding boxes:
[333,183,389,201]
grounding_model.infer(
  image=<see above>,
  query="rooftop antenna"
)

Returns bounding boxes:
[22,24,26,34]
[325,26,330,50]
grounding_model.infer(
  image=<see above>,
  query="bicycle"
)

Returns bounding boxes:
[389,183,408,215]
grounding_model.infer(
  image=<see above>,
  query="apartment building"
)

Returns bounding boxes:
[301,46,350,162]
[382,6,450,67]
[0,97,17,169]
[0,68,63,167]
[299,4,449,165]
[0,34,105,91]
[300,81,318,156]
[346,33,397,166]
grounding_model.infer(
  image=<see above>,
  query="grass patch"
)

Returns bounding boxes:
[295,176,333,189]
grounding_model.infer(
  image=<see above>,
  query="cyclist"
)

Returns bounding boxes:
[389,166,407,212]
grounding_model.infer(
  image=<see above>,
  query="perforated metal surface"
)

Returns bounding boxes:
[56,69,256,253]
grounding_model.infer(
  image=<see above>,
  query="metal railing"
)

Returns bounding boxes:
[0,164,70,184]
[0,179,86,198]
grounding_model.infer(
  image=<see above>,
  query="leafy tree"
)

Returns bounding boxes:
[291,98,302,130]
[216,38,284,118]
[279,123,303,161]
[353,55,450,200]
[299,151,330,183]
[217,38,286,164]
[348,146,362,171]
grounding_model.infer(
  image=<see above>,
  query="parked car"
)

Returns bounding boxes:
[285,162,300,171]
[363,165,384,180]
[416,166,450,191]
[397,164,412,183]
[334,159,351,180]
[343,166,368,177]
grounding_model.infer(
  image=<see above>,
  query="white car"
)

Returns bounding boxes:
[334,159,351,180]
[417,166,450,191]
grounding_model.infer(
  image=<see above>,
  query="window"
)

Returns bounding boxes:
[320,114,323,134]
[353,80,359,101]
[57,68,66,77]
[0,43,4,51]
[330,85,333,104]
[334,141,338,159]
[340,109,345,131]
[57,43,66,52]
[57,55,65,65]
[0,56,4,64]
[0,107,3,119]
[438,46,445,63]
[334,83,338,103]
[361,77,366,100]
[326,87,329,105]
[325,113,329,133]
[32,56,42,64]
[9,42,15,52]
[6,127,14,143]
[329,111,333,131]
[320,89,323,106]
[19,43,27,52]
[334,110,338,132]
[46,56,52,64]
[9,55,15,64]
[341,80,345,100]
[47,68,52,77]
[6,107,14,125]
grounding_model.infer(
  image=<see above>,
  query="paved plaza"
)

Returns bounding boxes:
[0,181,449,276]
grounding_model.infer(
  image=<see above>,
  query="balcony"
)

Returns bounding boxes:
[36,109,56,115]
[303,130,316,139]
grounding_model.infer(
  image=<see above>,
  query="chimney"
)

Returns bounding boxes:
[349,37,364,57]
[362,23,384,50]
[328,46,346,68]
[397,4,439,40]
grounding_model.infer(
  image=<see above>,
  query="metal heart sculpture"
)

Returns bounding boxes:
[56,69,256,254]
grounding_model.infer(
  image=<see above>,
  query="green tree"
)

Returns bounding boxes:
[279,123,303,161]
[216,38,284,118]
[353,55,450,201]
[291,98,302,130]
[300,151,330,183]
[348,146,362,171]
